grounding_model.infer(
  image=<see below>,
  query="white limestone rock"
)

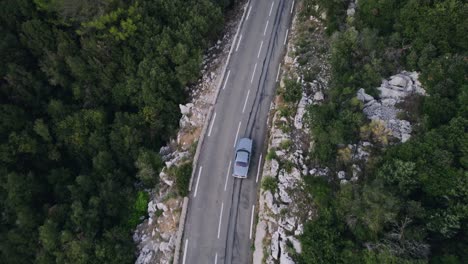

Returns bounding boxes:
[271,231,280,260]
[156,202,168,212]
[179,104,191,115]
[338,171,346,179]
[270,159,280,177]
[288,236,302,254]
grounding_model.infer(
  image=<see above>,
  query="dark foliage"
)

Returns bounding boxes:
[0,0,224,262]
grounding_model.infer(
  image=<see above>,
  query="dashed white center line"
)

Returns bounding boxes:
[251,63,257,84]
[257,40,264,58]
[182,239,189,264]
[246,5,252,20]
[263,21,269,36]
[291,0,295,14]
[249,205,255,239]
[222,70,231,90]
[242,90,251,113]
[276,63,281,82]
[269,2,275,16]
[235,34,243,52]
[217,202,224,239]
[224,161,231,191]
[214,253,218,264]
[194,166,203,198]
[233,121,241,147]
[284,29,289,45]
[256,154,263,183]
[208,112,217,137]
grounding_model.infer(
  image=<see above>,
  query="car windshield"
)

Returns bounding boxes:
[236,161,248,167]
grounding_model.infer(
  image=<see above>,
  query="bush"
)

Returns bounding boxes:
[279,139,293,150]
[128,191,149,228]
[282,78,302,103]
[261,176,278,193]
[173,162,193,197]
[266,148,277,161]
[283,160,294,173]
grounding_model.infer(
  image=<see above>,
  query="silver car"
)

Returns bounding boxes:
[233,138,253,178]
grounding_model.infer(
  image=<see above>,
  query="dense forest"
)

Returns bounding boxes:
[0,0,232,263]
[298,0,467,263]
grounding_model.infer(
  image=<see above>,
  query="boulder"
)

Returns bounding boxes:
[179,104,191,115]
[270,159,280,177]
[294,95,309,129]
[389,75,408,88]
[148,201,157,215]
[156,202,168,212]
[357,88,374,102]
[337,171,346,179]
[271,231,280,260]
[279,187,292,204]
[294,223,304,236]
[288,236,302,254]
[265,191,279,214]
[313,91,324,101]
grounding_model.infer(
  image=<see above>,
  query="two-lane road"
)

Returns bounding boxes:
[182,1,294,263]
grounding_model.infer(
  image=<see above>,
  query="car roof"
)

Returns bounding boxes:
[236,150,249,162]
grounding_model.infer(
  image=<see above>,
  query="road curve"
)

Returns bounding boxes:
[182,0,293,263]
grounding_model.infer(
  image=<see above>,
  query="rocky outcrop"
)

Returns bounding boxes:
[358,71,426,143]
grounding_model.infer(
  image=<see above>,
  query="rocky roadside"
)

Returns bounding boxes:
[132,2,247,263]
[252,2,427,264]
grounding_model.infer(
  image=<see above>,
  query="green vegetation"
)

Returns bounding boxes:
[281,78,302,103]
[261,176,278,193]
[128,191,150,228]
[299,0,468,263]
[171,162,193,197]
[0,0,231,262]
[266,148,278,161]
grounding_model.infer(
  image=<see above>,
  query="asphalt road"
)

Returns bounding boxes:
[182,1,294,263]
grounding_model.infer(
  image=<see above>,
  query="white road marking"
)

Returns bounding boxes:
[222,70,231,90]
[182,239,189,264]
[242,89,251,113]
[249,205,255,239]
[257,40,263,58]
[217,202,224,239]
[269,2,274,16]
[215,253,218,264]
[276,63,281,82]
[208,112,217,137]
[284,29,289,45]
[224,161,231,191]
[251,63,257,84]
[235,34,243,52]
[194,167,203,198]
[263,20,269,36]
[233,122,242,147]
[246,6,252,20]
[291,0,295,14]
[256,154,262,183]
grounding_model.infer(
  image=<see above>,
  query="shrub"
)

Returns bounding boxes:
[261,176,278,193]
[174,162,192,197]
[128,191,149,228]
[279,139,293,150]
[266,148,277,161]
[283,160,294,173]
[282,78,302,103]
